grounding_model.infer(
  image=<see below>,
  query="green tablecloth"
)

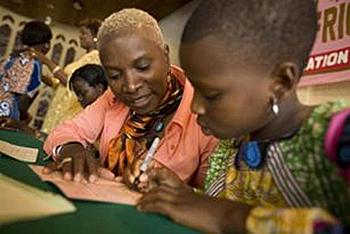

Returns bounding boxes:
[0,130,198,234]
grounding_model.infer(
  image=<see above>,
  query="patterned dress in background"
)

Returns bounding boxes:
[0,52,41,120]
[41,50,100,133]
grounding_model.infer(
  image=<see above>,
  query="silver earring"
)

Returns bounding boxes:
[167,74,171,83]
[130,84,136,90]
[93,37,98,42]
[271,97,279,115]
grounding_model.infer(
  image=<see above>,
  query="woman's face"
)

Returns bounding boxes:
[72,77,104,108]
[79,26,95,50]
[180,35,274,139]
[99,32,169,115]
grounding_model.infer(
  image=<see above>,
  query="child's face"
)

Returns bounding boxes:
[72,78,104,108]
[79,26,95,50]
[181,36,274,139]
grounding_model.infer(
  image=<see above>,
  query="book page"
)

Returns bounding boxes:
[0,139,38,163]
[0,173,76,225]
[29,165,142,206]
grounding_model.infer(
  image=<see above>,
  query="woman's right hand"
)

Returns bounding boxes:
[27,48,68,86]
[0,117,24,131]
[28,48,51,65]
[43,143,116,183]
[0,117,38,137]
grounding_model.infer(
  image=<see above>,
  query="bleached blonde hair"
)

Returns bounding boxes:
[97,8,165,48]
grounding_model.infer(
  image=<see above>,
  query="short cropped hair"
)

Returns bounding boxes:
[97,8,164,48]
[181,0,317,72]
[21,21,52,46]
[69,64,108,91]
[79,18,102,37]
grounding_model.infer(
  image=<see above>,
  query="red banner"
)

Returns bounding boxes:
[300,0,350,86]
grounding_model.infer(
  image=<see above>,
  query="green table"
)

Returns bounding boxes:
[0,130,198,234]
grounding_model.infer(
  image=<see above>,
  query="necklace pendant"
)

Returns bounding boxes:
[243,141,262,169]
[155,121,164,132]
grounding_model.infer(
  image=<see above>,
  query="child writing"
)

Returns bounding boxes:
[137,0,350,233]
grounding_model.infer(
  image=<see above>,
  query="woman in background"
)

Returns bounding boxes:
[41,18,102,134]
[0,64,108,141]
[0,21,65,121]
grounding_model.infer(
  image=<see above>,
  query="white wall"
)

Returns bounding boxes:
[159,0,201,65]
[0,1,201,67]
[0,5,84,67]
[158,1,350,105]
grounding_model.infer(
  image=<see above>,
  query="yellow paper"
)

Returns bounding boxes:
[0,173,76,225]
[0,139,38,162]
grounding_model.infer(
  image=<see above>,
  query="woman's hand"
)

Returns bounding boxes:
[28,48,68,86]
[0,117,36,135]
[43,143,116,183]
[137,168,251,233]
[28,48,51,65]
[0,117,24,131]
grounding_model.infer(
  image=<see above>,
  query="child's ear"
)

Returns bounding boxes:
[270,62,300,100]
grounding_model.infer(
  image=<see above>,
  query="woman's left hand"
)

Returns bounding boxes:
[0,117,23,131]
[137,168,251,233]
[27,48,46,60]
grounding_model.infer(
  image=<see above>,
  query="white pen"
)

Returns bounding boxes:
[140,137,160,172]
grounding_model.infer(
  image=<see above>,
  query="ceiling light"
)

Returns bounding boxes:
[73,0,84,11]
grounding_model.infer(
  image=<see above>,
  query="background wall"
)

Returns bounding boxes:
[159,0,350,106]
[159,0,201,65]
[297,81,350,105]
[0,5,85,67]
[1,1,350,108]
